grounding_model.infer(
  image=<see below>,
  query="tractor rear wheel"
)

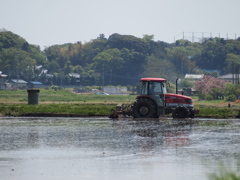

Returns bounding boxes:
[132,98,158,118]
[172,106,190,118]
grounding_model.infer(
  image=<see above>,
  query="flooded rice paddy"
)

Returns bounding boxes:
[0,117,240,180]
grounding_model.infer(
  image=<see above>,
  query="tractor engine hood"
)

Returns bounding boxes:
[165,93,193,106]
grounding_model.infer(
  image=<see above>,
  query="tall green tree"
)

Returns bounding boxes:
[224,53,240,74]
[195,38,227,70]
[143,55,177,81]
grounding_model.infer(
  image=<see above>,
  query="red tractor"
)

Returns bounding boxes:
[110,77,198,118]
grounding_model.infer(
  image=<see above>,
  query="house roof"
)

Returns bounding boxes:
[46,74,54,78]
[29,81,43,85]
[11,79,28,84]
[0,74,7,78]
[69,73,80,78]
[218,73,238,79]
[185,74,204,79]
[0,71,7,78]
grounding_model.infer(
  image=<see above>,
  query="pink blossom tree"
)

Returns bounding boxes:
[194,75,226,100]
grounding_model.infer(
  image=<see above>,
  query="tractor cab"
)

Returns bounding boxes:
[140,78,167,108]
[131,78,167,118]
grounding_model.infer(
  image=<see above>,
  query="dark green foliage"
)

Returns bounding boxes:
[2,30,240,87]
[224,83,240,101]
[0,30,46,81]
[226,95,237,102]
[108,33,150,54]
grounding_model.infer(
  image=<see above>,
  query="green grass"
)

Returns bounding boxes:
[195,107,240,118]
[209,173,240,180]
[0,103,116,116]
[0,89,136,103]
[208,162,240,180]
[1,89,240,118]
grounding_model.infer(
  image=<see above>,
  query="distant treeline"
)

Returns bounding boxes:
[1,30,240,86]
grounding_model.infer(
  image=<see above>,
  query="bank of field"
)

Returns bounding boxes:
[0,89,136,104]
[0,89,135,117]
[0,89,240,118]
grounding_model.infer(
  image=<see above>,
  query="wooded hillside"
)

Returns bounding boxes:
[1,30,240,86]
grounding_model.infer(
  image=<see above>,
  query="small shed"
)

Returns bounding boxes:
[103,87,127,94]
[11,79,28,89]
[218,73,239,83]
[69,73,80,83]
[28,81,43,89]
[184,74,204,81]
[0,72,7,90]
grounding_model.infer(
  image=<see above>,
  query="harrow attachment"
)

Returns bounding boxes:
[109,103,133,118]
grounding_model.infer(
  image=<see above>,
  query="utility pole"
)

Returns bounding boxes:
[102,64,104,91]
[110,69,112,86]
[232,63,235,84]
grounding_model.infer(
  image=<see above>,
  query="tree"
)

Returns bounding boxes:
[143,55,177,81]
[93,48,124,85]
[224,53,240,74]
[97,34,107,40]
[142,34,154,42]
[167,48,198,76]
[196,39,227,70]
[108,33,150,54]
[194,75,225,100]
[224,83,240,101]
[181,79,194,88]
[64,61,73,74]
[46,60,60,74]
[0,47,36,78]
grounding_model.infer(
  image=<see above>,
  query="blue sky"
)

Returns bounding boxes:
[1,0,240,49]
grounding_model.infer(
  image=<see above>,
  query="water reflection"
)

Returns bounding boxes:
[0,117,239,180]
[0,118,193,152]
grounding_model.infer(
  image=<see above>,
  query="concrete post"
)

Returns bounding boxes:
[27,89,40,105]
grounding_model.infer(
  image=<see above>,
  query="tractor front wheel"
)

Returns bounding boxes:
[132,98,158,118]
[189,109,195,118]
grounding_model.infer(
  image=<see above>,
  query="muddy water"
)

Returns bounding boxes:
[0,117,240,180]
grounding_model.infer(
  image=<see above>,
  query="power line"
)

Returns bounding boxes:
[174,32,239,43]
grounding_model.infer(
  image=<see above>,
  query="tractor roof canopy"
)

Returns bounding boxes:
[141,78,166,82]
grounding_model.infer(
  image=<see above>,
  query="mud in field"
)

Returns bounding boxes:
[0,117,239,180]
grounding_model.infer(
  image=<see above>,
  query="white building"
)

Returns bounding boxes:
[11,79,28,89]
[0,71,7,90]
[218,73,238,83]
[103,87,127,94]
[184,74,204,81]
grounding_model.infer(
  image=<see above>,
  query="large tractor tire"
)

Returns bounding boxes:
[132,98,158,118]
[172,106,190,118]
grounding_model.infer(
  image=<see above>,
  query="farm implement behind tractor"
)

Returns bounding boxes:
[109,77,199,119]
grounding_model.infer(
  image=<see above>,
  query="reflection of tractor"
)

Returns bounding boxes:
[110,78,199,118]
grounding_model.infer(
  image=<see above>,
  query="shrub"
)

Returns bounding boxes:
[205,93,214,100]
[226,95,237,102]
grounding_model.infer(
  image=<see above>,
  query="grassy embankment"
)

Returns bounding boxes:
[0,89,240,118]
[0,89,135,117]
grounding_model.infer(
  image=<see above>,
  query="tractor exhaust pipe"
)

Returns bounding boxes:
[176,78,179,94]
